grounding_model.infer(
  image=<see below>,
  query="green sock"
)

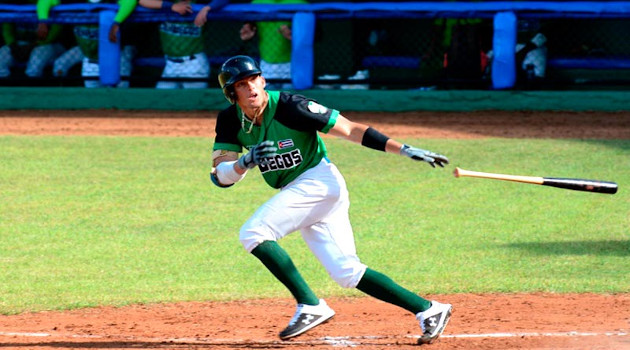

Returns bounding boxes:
[356,267,431,314]
[251,240,320,305]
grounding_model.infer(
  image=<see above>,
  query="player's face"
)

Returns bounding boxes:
[234,75,266,109]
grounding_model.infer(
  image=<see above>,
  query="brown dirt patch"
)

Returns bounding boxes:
[1,109,629,350]
[1,294,628,349]
[1,109,629,139]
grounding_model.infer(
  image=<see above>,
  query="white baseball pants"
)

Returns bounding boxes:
[239,159,367,288]
[260,59,292,90]
[81,45,135,88]
[0,43,64,77]
[156,52,209,89]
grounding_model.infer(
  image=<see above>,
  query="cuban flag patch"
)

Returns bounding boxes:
[278,139,294,149]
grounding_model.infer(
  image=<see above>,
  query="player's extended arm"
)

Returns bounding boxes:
[328,114,449,168]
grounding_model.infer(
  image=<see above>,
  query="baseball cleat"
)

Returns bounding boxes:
[416,300,452,345]
[279,299,335,340]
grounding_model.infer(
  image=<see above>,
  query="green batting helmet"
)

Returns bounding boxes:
[218,55,262,104]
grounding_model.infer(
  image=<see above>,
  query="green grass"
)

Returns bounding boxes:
[0,136,628,314]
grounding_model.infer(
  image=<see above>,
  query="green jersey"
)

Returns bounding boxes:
[3,0,61,46]
[2,22,37,45]
[213,91,340,189]
[37,0,134,24]
[159,0,228,57]
[72,0,137,59]
[159,1,205,58]
[253,0,307,63]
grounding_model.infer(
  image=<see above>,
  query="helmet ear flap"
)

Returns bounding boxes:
[223,86,236,104]
[228,88,236,104]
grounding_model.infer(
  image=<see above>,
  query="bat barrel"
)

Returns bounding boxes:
[542,178,618,194]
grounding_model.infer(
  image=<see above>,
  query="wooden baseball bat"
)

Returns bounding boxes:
[453,167,618,194]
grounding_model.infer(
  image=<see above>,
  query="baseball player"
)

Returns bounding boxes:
[0,0,64,78]
[38,0,138,87]
[239,0,308,90]
[137,0,228,89]
[210,55,452,344]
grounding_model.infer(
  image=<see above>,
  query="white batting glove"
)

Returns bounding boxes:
[238,140,278,169]
[401,144,449,168]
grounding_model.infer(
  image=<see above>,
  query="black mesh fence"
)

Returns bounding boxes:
[541,18,630,88]
[310,17,495,90]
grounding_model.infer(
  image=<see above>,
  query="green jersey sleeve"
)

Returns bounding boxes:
[275,92,339,134]
[36,0,60,21]
[114,0,137,23]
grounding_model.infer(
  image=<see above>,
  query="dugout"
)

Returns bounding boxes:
[1,1,630,104]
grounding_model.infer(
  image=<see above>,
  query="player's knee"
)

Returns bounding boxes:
[239,225,276,253]
[25,65,43,78]
[52,62,65,77]
[329,263,367,289]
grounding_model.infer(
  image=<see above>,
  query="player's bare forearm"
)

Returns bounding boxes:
[329,114,401,153]
[329,114,447,167]
[384,139,404,154]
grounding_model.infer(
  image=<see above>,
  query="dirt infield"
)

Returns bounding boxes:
[1,294,629,349]
[1,109,630,139]
[1,109,629,350]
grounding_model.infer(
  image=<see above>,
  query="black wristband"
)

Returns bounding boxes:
[361,127,390,152]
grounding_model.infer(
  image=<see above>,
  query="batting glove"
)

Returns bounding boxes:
[238,140,278,169]
[401,144,449,168]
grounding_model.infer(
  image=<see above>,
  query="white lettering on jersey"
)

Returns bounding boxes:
[259,149,303,174]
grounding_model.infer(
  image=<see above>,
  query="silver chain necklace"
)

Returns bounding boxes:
[241,111,255,134]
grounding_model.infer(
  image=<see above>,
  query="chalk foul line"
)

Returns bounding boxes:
[0,330,627,347]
